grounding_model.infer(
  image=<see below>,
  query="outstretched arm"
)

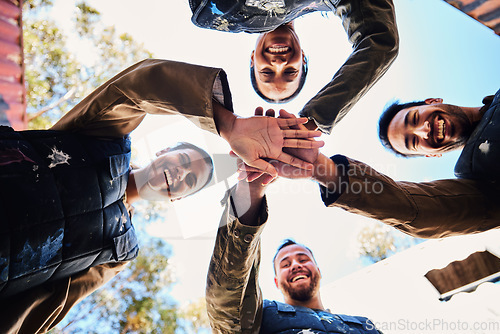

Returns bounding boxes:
[206,177,269,333]
[51,58,229,137]
[52,58,323,171]
[299,0,399,133]
[242,151,500,239]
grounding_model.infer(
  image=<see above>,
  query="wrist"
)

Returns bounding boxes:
[312,154,339,189]
[212,99,236,141]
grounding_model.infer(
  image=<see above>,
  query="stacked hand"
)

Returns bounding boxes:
[235,107,323,184]
[223,107,324,178]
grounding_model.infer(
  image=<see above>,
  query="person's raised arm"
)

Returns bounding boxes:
[206,176,270,333]
[51,59,230,138]
[299,0,399,133]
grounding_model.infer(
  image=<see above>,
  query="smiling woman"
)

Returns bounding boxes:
[128,141,214,202]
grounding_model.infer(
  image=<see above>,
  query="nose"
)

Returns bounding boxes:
[271,56,287,66]
[414,120,430,140]
[176,166,189,181]
[290,259,302,270]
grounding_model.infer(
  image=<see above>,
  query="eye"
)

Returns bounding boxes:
[260,69,273,75]
[413,136,418,150]
[413,111,418,125]
[284,69,298,75]
[185,173,195,188]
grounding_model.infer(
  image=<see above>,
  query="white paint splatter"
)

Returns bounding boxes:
[479,140,490,154]
[298,329,318,334]
[48,146,71,168]
[246,0,285,10]
[119,213,127,232]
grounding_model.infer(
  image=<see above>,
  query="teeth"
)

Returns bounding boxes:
[437,119,445,140]
[164,169,172,190]
[268,46,289,53]
[292,275,307,282]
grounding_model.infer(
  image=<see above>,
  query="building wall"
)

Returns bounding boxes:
[444,0,500,35]
[0,0,26,130]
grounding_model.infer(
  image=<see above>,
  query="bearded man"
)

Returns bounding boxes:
[205,174,381,333]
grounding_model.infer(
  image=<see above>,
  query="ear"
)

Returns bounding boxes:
[156,147,171,157]
[250,51,255,67]
[302,50,306,64]
[425,153,442,158]
[424,98,443,105]
[274,276,279,289]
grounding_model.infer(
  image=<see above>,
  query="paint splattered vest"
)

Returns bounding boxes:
[189,0,334,33]
[0,128,139,298]
[455,89,500,183]
[260,300,381,333]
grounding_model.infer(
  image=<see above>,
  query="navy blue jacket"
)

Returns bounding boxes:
[0,127,139,298]
[261,300,382,333]
[455,89,500,183]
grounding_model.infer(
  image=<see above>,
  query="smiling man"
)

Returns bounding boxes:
[379,98,484,158]
[206,176,381,333]
[190,0,399,133]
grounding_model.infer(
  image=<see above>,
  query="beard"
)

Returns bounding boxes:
[280,271,320,302]
[438,105,475,151]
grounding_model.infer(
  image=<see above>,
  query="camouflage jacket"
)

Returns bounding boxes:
[206,187,268,333]
[190,0,399,134]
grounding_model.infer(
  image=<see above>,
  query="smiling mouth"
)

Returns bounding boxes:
[432,114,447,144]
[291,274,308,283]
[266,44,291,54]
[163,169,173,196]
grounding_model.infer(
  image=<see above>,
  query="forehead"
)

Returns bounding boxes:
[387,107,411,154]
[275,244,314,264]
[165,148,211,178]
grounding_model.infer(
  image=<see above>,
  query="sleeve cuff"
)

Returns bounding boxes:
[319,154,349,206]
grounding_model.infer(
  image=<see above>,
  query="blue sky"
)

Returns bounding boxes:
[54,0,500,309]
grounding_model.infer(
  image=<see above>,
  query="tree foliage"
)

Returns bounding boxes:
[50,237,180,334]
[356,222,422,264]
[23,0,152,129]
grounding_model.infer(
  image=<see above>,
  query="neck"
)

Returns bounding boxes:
[462,106,484,124]
[125,171,140,204]
[285,293,324,311]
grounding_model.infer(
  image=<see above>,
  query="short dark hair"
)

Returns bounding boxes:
[378,100,426,157]
[168,141,214,191]
[272,239,317,275]
[250,58,308,104]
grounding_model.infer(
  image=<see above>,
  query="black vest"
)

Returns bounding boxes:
[190,0,334,33]
[455,89,500,183]
[0,128,139,298]
[260,300,380,333]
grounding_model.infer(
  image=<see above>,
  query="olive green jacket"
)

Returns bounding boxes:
[323,156,500,239]
[299,0,399,134]
[206,188,268,333]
